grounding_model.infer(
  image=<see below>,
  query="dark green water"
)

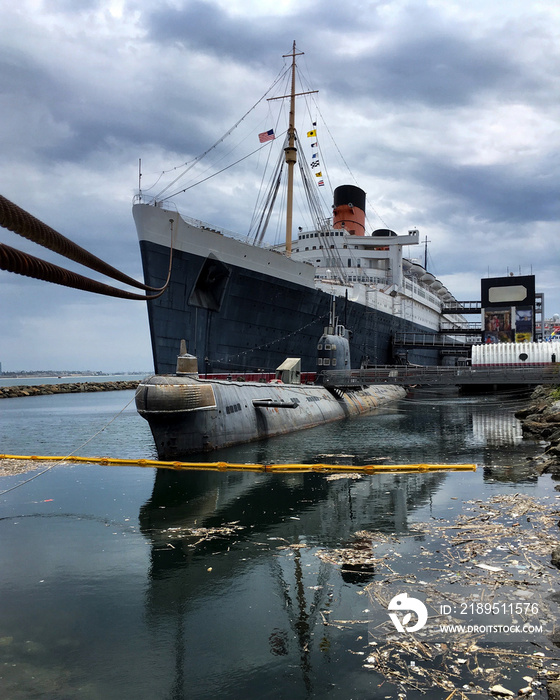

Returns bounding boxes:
[0,387,556,699]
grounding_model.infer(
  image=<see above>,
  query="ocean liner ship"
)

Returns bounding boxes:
[133,44,465,376]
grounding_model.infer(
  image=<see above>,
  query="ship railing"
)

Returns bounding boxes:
[403,278,448,311]
[133,195,254,244]
[133,194,179,211]
[315,277,348,287]
[314,273,386,286]
[180,214,254,244]
[322,364,560,387]
[404,275,443,301]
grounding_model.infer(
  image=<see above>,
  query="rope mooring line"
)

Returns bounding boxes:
[0,194,164,291]
[0,242,168,300]
[0,194,175,299]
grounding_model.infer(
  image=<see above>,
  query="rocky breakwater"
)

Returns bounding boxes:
[516,387,560,700]
[0,380,140,399]
[516,385,560,476]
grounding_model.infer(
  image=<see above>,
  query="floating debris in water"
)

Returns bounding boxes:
[160,524,245,546]
[0,458,50,476]
[325,473,363,481]
[315,491,560,694]
[316,454,355,459]
[316,531,400,583]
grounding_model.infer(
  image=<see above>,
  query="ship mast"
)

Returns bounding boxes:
[269,42,317,257]
[284,42,301,257]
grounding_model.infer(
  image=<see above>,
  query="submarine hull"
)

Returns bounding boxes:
[136,375,405,458]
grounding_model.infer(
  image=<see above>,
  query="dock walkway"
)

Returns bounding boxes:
[324,365,560,387]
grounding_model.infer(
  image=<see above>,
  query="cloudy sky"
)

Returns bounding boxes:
[1,0,559,373]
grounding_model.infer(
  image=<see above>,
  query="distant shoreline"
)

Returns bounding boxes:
[0,372,149,379]
[0,380,140,399]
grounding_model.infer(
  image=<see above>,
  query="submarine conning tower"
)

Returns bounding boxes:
[316,322,351,385]
[332,184,366,236]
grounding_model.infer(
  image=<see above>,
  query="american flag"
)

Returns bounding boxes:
[258,129,275,143]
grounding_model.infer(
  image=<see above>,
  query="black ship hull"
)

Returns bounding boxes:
[139,239,440,375]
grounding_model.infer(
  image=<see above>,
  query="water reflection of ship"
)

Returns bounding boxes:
[472,405,541,482]
[471,408,524,446]
[139,468,448,554]
[405,388,533,452]
[138,468,447,697]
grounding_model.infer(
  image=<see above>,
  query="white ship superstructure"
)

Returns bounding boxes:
[287,224,461,332]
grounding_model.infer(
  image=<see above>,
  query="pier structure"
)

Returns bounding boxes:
[392,298,481,363]
[324,364,560,388]
[393,289,546,363]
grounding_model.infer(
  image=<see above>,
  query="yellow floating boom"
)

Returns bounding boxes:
[0,454,476,473]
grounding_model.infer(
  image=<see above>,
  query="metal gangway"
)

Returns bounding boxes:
[438,321,483,334]
[323,364,560,387]
[441,300,482,314]
[393,333,478,349]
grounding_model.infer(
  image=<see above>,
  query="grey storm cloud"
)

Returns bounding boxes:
[414,158,560,225]
[345,37,519,107]
[144,1,353,65]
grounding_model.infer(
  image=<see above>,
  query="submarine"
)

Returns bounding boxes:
[135,319,406,459]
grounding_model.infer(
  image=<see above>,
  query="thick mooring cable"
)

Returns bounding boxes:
[0,194,166,292]
[0,242,166,300]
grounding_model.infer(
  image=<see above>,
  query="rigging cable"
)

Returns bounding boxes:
[296,139,349,283]
[250,134,288,245]
[153,65,290,201]
[159,140,283,201]
[305,93,391,231]
[248,88,290,238]
[296,71,333,213]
